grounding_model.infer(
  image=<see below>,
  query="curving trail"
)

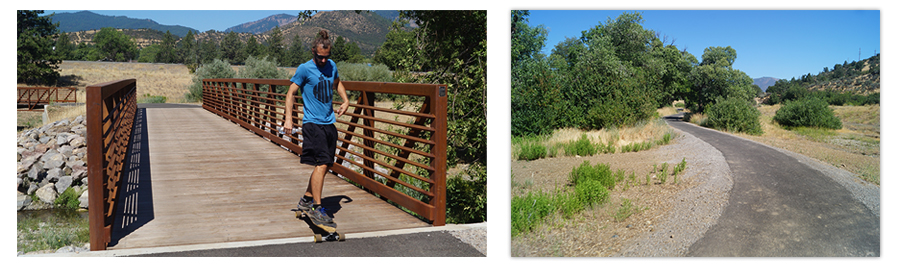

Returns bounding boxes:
[665,116,879,257]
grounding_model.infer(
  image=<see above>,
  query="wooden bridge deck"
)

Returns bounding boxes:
[107,104,429,250]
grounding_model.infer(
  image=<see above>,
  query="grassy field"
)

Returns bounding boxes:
[748,104,880,184]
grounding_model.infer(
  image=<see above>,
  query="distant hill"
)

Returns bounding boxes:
[225,14,296,34]
[47,11,198,37]
[753,77,779,92]
[803,54,880,95]
[51,10,394,57]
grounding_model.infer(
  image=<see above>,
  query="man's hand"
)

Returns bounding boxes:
[336,101,350,117]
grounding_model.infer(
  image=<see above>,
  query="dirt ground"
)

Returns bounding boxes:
[511,133,701,256]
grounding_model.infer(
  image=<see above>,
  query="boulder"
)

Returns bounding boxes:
[69,136,86,148]
[27,162,44,181]
[78,190,89,209]
[27,184,38,195]
[36,183,58,204]
[56,133,72,146]
[56,176,74,194]
[43,153,66,170]
[45,168,64,183]
[17,191,31,210]
[71,165,88,181]
[58,145,74,158]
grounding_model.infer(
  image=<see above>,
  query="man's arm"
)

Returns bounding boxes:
[285,82,300,130]
[334,77,349,117]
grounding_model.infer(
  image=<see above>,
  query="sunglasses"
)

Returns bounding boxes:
[314,53,330,61]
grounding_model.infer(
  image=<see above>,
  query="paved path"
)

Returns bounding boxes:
[665,116,879,257]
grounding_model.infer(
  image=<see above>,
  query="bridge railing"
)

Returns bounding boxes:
[17,86,78,111]
[86,79,137,251]
[201,79,448,225]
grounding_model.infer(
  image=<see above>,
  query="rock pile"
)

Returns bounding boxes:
[17,115,90,211]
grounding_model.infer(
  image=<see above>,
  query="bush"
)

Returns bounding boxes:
[238,55,292,94]
[186,59,237,102]
[517,140,547,161]
[511,191,553,236]
[774,97,842,129]
[568,161,615,190]
[54,187,81,210]
[336,62,394,82]
[445,164,487,223]
[705,97,763,135]
[564,134,596,157]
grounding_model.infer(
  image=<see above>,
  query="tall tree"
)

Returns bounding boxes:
[18,10,62,85]
[686,46,755,113]
[55,32,74,60]
[245,36,261,59]
[373,21,416,70]
[178,30,197,65]
[284,34,310,67]
[157,30,177,63]
[93,27,138,62]
[221,31,244,64]
[266,26,285,65]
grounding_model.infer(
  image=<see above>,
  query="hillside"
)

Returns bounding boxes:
[753,77,779,92]
[802,54,880,95]
[48,11,198,37]
[225,14,296,34]
[57,10,393,57]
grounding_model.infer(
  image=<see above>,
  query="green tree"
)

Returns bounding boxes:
[221,31,244,64]
[55,32,74,60]
[138,44,160,63]
[332,35,348,62]
[284,34,310,67]
[18,10,62,85]
[178,30,197,65]
[511,10,547,65]
[245,36,261,59]
[93,27,138,62]
[686,46,755,113]
[157,30,177,63]
[373,21,416,70]
[198,39,220,64]
[266,26,285,65]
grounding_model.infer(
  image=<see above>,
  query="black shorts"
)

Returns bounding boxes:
[300,123,338,166]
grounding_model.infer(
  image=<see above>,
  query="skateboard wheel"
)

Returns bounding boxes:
[338,233,346,241]
[314,234,322,243]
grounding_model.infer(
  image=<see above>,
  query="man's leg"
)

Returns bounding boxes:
[305,164,330,205]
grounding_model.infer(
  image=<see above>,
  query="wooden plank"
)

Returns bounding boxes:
[107,106,429,250]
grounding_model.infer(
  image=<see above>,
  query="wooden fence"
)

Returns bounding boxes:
[86,79,137,251]
[201,79,448,225]
[17,86,78,111]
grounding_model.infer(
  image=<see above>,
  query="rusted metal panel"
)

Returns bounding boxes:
[86,79,136,251]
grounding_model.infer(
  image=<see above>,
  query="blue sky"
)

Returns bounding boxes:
[45,10,312,32]
[524,10,881,80]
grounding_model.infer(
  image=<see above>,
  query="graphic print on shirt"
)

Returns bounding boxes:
[315,74,332,104]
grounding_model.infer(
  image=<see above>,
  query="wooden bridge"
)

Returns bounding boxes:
[86,79,447,251]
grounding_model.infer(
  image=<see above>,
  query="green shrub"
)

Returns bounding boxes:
[54,187,81,210]
[445,164,487,223]
[511,191,553,236]
[705,97,763,135]
[238,55,293,94]
[564,134,597,157]
[514,136,547,161]
[186,59,237,102]
[138,94,167,104]
[774,97,842,129]
[569,161,615,190]
[575,178,610,208]
[554,191,582,218]
[336,62,394,82]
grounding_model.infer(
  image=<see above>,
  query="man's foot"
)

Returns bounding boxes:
[308,206,335,226]
[297,196,314,212]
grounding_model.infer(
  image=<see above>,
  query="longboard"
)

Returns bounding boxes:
[292,208,345,243]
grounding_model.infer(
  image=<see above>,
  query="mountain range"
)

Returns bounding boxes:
[47,10,397,57]
[753,77,779,92]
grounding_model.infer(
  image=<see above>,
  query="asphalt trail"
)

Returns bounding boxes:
[665,116,879,257]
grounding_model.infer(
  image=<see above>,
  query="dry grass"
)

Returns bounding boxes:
[58,61,194,103]
[528,118,673,159]
[736,104,880,185]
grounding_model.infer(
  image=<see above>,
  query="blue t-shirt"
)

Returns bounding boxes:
[290,59,339,125]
